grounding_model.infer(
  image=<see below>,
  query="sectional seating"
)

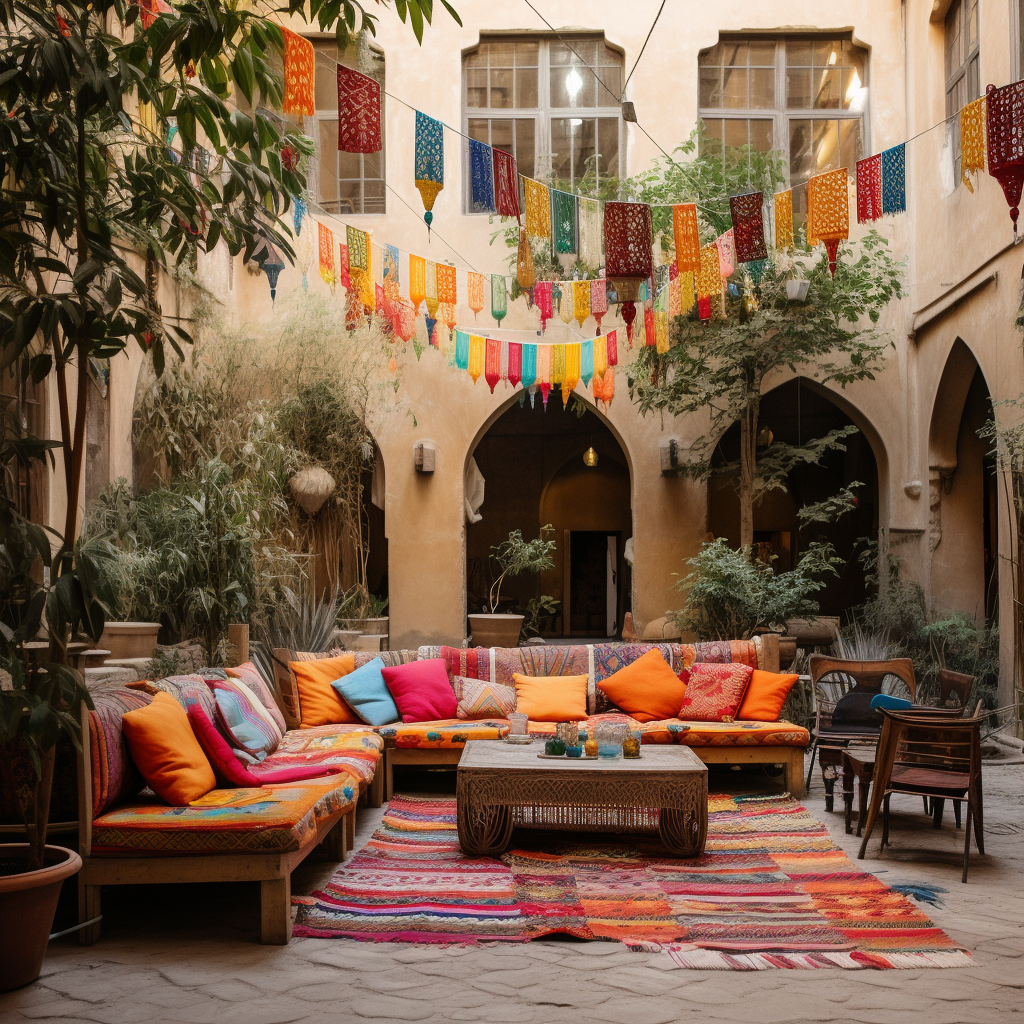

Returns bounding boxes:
[76,677,383,946]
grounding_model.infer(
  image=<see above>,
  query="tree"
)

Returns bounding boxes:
[629,233,904,547]
[0,0,457,869]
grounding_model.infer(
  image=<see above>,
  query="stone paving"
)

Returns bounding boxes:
[3,759,1023,1024]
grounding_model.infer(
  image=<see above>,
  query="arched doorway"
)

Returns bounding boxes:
[466,396,632,638]
[707,378,880,616]
[929,339,996,621]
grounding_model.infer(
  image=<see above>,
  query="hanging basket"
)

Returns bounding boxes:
[289,467,336,515]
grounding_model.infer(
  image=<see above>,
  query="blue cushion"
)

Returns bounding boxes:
[870,693,914,712]
[332,657,400,726]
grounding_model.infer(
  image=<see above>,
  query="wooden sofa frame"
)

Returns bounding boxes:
[75,704,359,945]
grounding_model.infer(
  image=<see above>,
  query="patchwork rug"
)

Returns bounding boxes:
[292,793,972,970]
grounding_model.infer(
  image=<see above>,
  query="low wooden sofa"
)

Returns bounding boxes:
[76,674,383,945]
[274,636,809,802]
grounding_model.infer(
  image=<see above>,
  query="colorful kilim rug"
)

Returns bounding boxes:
[292,794,972,970]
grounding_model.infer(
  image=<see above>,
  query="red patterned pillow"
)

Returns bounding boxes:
[677,662,753,722]
[454,676,517,720]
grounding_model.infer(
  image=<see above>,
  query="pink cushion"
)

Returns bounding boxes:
[187,706,345,786]
[382,659,457,723]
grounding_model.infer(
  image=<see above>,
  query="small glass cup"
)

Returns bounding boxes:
[545,737,566,756]
[506,711,532,744]
[623,729,642,758]
[584,737,599,757]
[595,721,627,759]
[565,744,584,757]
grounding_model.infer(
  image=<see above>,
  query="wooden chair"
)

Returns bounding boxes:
[935,668,974,709]
[806,655,916,811]
[857,707,985,882]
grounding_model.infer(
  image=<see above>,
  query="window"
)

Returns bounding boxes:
[309,41,385,215]
[698,36,867,220]
[945,0,979,184]
[463,36,623,205]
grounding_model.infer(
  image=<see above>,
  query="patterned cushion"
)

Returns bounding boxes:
[677,662,754,721]
[226,662,287,734]
[671,719,810,748]
[454,676,517,719]
[90,779,356,856]
[377,719,509,748]
[209,678,282,756]
[88,689,151,818]
[251,726,382,785]
[146,675,218,722]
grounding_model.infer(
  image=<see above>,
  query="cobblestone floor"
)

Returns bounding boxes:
[2,759,1022,1024]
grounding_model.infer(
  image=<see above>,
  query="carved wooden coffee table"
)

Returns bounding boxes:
[456,740,708,857]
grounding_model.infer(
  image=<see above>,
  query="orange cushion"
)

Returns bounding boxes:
[121,691,216,805]
[512,673,588,722]
[290,654,359,727]
[596,649,688,723]
[738,669,800,721]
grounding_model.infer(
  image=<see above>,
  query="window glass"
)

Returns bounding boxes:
[945,0,980,184]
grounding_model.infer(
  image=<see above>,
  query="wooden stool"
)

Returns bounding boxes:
[842,745,877,836]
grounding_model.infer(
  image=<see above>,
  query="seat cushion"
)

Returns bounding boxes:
[377,719,509,748]
[121,691,216,805]
[250,726,383,784]
[671,719,811,747]
[90,778,356,856]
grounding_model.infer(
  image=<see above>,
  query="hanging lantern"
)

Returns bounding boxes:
[491,274,507,325]
[425,260,439,318]
[468,335,485,383]
[729,192,767,263]
[672,203,700,273]
[520,343,536,389]
[604,201,652,346]
[258,238,285,303]
[774,190,794,249]
[581,339,594,388]
[414,111,444,233]
[484,338,501,392]
[583,446,598,467]
[468,272,485,319]
[562,343,581,406]
[409,254,426,314]
[535,281,553,332]
[292,195,306,234]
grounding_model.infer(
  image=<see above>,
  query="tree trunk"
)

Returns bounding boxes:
[739,400,758,549]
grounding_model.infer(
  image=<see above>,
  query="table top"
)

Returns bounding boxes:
[458,739,706,774]
[843,744,878,770]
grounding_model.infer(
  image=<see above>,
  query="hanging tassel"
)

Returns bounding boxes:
[581,339,594,388]
[621,301,637,346]
[507,342,522,388]
[454,329,470,369]
[535,281,553,332]
[409,254,426,314]
[414,111,444,234]
[573,280,590,328]
[484,338,501,393]
[590,278,607,335]
[606,330,618,367]
[491,274,507,325]
[468,334,485,383]
[468,272,485,320]
[644,306,656,347]
[520,343,536,390]
[562,343,581,405]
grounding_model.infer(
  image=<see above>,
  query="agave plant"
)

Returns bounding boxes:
[250,583,339,691]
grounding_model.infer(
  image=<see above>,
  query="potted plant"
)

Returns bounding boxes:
[0,480,114,990]
[469,527,556,648]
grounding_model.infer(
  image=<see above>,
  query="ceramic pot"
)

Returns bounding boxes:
[338,617,389,635]
[98,621,161,661]
[468,614,525,648]
[0,844,82,992]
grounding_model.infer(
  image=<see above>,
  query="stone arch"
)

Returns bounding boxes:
[928,337,985,476]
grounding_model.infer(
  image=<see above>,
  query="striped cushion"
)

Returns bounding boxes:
[454,676,516,719]
[226,662,287,734]
[209,678,283,756]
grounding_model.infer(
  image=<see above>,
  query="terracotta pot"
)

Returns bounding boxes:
[468,614,525,648]
[0,844,82,992]
[98,621,161,661]
[338,617,389,635]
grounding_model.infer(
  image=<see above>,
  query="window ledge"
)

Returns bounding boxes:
[930,0,955,22]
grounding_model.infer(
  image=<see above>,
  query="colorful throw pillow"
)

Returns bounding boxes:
[382,659,457,723]
[208,678,282,757]
[226,661,287,735]
[737,670,800,722]
[187,705,344,786]
[596,649,689,723]
[454,676,517,720]
[512,673,588,722]
[332,658,400,727]
[121,691,216,805]
[678,662,753,722]
[289,653,360,727]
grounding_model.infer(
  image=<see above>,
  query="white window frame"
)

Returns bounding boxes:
[462,34,625,213]
[307,37,387,216]
[697,35,869,187]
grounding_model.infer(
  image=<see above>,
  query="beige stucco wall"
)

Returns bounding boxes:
[69,0,1023,702]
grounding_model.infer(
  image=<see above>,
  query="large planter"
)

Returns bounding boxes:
[468,614,525,648]
[98,621,161,661]
[0,844,82,992]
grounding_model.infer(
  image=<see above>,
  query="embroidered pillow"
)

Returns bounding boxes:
[226,661,287,735]
[677,662,753,722]
[208,678,282,757]
[454,676,517,720]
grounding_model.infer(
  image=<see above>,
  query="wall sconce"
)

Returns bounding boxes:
[756,426,774,447]
[414,440,435,473]
[659,437,684,475]
[583,446,598,467]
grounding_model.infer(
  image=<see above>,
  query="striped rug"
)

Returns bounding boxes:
[292,793,972,970]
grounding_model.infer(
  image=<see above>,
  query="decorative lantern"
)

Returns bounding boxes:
[729,192,767,263]
[491,274,507,325]
[535,281,553,332]
[469,139,495,212]
[604,201,652,346]
[517,231,535,291]
[573,280,590,328]
[467,272,486,320]
[590,278,607,335]
[409,255,426,314]
[258,239,285,303]
[507,342,522,387]
[774,190,794,249]
[524,179,551,239]
[807,167,849,276]
[581,339,594,388]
